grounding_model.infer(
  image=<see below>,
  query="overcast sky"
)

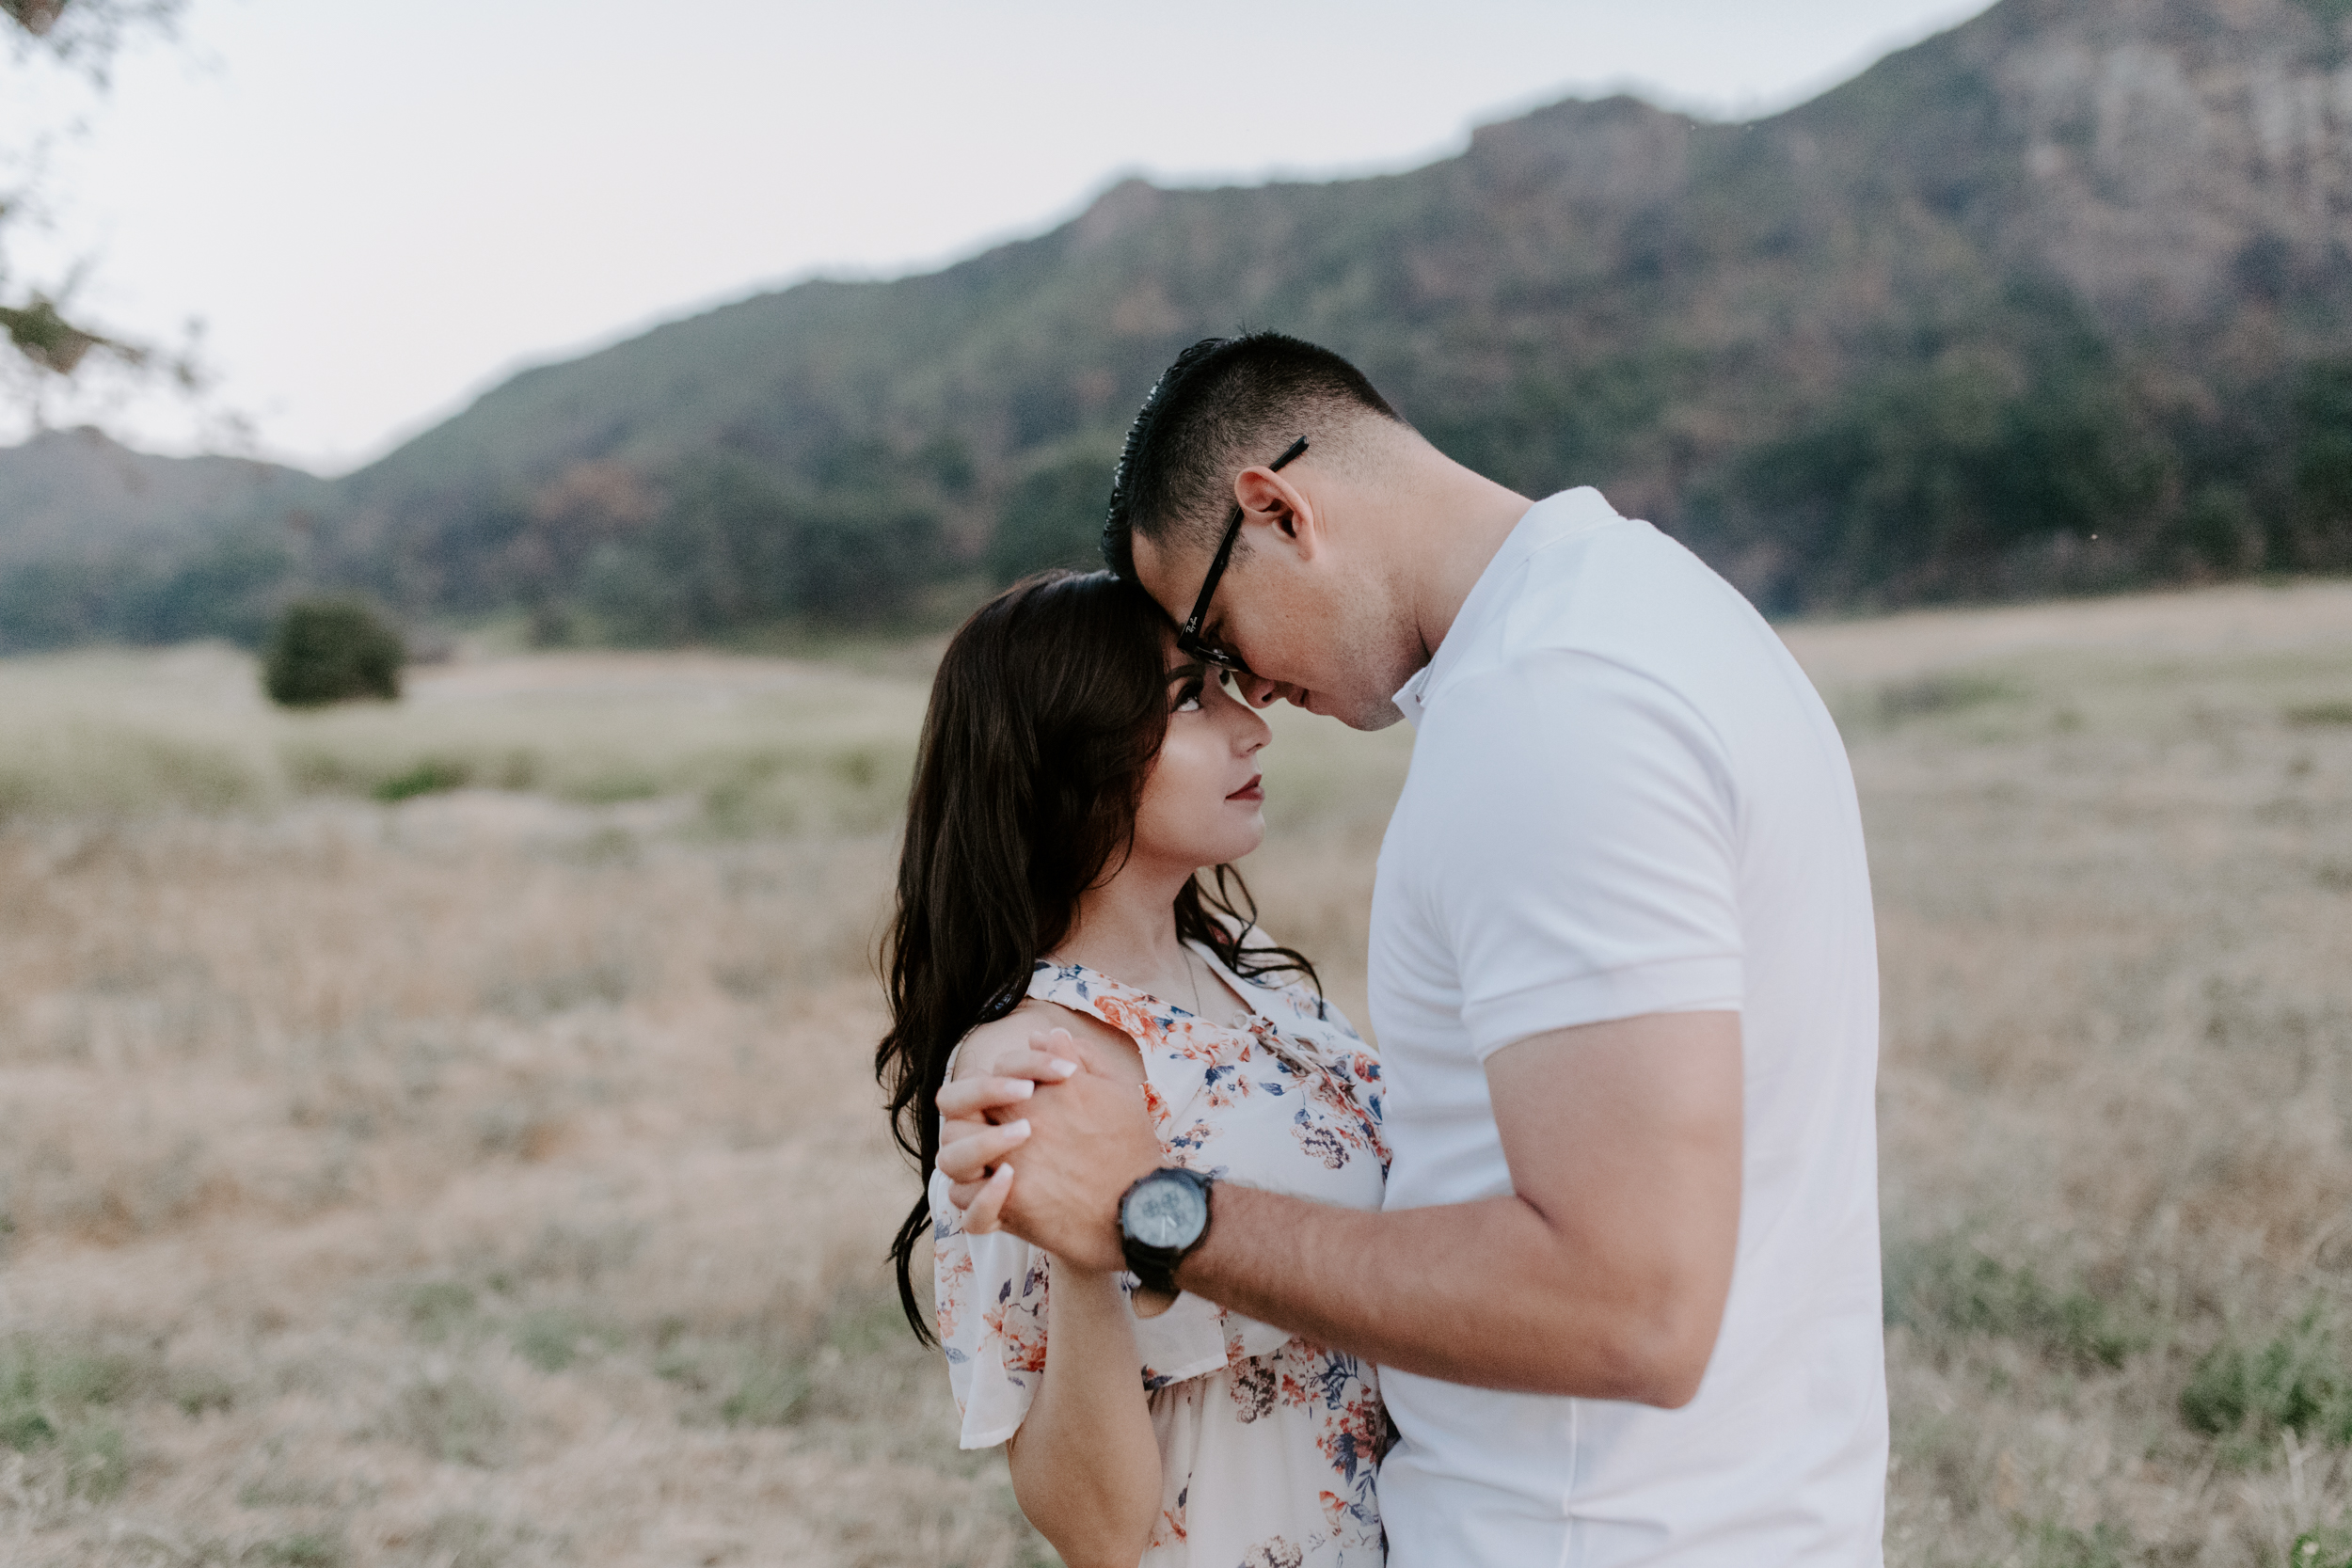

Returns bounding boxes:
[3,0,1994,474]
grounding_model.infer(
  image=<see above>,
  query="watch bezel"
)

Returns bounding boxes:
[1119,1166,1215,1292]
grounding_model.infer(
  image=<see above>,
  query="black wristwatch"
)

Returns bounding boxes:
[1119,1166,1215,1293]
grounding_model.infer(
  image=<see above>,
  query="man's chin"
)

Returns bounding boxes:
[1289,688,1407,732]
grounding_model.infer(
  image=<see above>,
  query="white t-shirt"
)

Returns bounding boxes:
[1368,488,1886,1566]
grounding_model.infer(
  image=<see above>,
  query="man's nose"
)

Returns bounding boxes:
[1237,673,1282,707]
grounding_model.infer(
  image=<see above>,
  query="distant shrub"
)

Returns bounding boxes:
[262,598,405,707]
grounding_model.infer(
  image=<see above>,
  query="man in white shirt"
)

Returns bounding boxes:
[937,332,1886,1564]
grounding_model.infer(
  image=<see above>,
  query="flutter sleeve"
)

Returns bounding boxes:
[927,1165,1051,1449]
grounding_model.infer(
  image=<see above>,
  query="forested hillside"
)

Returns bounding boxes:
[9,0,2352,649]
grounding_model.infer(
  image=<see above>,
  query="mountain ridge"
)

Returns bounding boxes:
[8,0,2350,647]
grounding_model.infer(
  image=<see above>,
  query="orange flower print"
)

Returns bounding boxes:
[933,1247,973,1340]
[980,1260,1050,1376]
[1147,1482,1189,1548]
[1091,991,1165,1045]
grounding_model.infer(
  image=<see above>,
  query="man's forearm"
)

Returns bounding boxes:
[1176,1185,1704,1402]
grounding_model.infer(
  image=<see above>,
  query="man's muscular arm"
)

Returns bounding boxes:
[939,1010,1742,1404]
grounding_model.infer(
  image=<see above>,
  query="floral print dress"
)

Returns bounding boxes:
[929,941,1391,1567]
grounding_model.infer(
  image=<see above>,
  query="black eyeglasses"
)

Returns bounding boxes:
[1176,436,1308,675]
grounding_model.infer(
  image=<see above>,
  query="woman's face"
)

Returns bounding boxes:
[1131,633,1274,873]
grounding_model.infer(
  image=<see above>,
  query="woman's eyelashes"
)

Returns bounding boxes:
[1169,668,1229,714]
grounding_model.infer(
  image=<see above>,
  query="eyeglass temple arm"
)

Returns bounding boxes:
[1180,436,1311,639]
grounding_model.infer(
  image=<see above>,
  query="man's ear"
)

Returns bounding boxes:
[1233,465,1320,560]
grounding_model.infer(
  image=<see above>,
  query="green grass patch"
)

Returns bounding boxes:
[719,1356,811,1427]
[510,1307,621,1373]
[1876,672,2022,724]
[2284,700,2352,727]
[389,1375,511,1467]
[403,1280,483,1344]
[2025,1520,2135,1568]
[2296,1530,2352,1568]
[242,1532,346,1568]
[1885,1237,2146,1370]
[0,726,268,821]
[372,757,472,802]
[0,1343,138,1497]
[394,1513,515,1568]
[2180,1307,2352,1453]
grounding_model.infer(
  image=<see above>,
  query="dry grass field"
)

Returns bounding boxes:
[1,579,2349,1567]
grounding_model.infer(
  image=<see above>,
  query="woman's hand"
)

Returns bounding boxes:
[938,1030,1079,1231]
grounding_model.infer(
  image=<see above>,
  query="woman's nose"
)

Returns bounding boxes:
[1237,707,1271,754]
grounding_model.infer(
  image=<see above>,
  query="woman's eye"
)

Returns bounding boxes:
[1173,683,1204,713]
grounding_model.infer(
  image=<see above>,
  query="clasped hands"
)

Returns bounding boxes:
[935,1027,1167,1275]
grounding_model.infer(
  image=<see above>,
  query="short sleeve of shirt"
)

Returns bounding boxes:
[928,1166,1051,1449]
[1412,649,1743,1057]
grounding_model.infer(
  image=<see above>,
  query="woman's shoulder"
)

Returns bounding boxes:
[950,996,1133,1081]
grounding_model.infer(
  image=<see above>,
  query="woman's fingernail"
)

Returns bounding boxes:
[1004,1119,1031,1138]
[1009,1080,1035,1099]
[1049,1059,1078,1077]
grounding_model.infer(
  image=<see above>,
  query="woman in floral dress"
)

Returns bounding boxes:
[878,571,1390,1567]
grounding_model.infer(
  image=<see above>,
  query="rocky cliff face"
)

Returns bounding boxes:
[1950,0,2352,326]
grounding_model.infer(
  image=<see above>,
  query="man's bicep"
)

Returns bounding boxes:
[1486,1013,1742,1251]
[1481,1013,1742,1402]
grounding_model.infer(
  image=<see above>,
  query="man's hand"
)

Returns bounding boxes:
[936,1026,1164,1272]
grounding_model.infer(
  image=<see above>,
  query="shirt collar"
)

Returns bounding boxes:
[1389,487,1623,728]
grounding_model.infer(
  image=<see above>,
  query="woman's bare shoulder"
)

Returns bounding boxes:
[951,998,1133,1080]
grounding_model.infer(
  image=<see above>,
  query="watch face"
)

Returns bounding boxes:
[1126,1175,1207,1249]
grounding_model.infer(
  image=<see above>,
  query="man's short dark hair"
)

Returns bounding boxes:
[1102,332,1403,584]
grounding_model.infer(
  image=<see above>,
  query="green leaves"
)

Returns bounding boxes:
[0,297,105,374]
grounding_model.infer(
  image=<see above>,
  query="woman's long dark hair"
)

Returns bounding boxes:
[878,570,1320,1341]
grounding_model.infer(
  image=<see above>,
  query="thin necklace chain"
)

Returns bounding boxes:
[1046,942,1245,1025]
[1184,944,1248,1026]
